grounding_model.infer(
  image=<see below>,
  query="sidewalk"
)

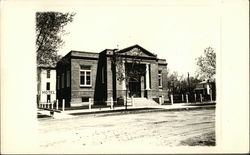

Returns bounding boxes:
[37,108,76,119]
[66,102,215,115]
[37,102,215,119]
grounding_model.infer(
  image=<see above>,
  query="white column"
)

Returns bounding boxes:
[182,94,184,102]
[194,94,197,102]
[123,96,126,106]
[145,63,150,90]
[122,61,126,90]
[48,100,50,109]
[200,94,203,103]
[110,97,113,109]
[207,84,210,94]
[186,94,189,103]
[89,98,92,110]
[159,97,162,105]
[62,99,65,111]
[170,95,173,105]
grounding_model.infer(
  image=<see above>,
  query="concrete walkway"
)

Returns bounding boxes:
[38,102,215,119]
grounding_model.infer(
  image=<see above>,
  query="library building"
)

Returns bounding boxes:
[56,44,168,107]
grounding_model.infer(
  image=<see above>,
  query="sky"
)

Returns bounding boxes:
[58,1,220,77]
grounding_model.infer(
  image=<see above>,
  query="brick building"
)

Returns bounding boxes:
[56,44,168,107]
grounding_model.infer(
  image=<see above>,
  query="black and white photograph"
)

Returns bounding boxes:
[1,0,249,154]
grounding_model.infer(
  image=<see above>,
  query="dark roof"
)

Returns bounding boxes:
[70,50,98,54]
[116,44,157,57]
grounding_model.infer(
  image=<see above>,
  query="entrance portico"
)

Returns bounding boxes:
[124,62,151,98]
[110,44,168,104]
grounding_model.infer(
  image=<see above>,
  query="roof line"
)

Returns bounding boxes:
[70,50,99,54]
[116,44,157,57]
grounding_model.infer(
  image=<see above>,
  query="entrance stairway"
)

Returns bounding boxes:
[132,97,159,107]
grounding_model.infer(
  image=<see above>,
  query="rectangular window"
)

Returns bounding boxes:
[80,66,91,86]
[61,73,64,88]
[57,76,60,89]
[66,70,70,87]
[47,70,50,78]
[158,70,163,88]
[47,95,51,102]
[46,82,50,90]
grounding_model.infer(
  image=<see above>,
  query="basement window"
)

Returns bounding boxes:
[82,97,90,102]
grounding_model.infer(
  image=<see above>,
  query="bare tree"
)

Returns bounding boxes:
[112,51,146,109]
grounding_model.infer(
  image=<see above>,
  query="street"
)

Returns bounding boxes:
[38,109,215,150]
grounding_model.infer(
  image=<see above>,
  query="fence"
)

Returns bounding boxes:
[38,94,200,111]
[38,99,60,111]
[168,93,214,104]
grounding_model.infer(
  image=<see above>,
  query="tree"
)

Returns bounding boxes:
[196,47,216,81]
[36,12,75,66]
[167,70,179,94]
[167,70,201,95]
[112,51,146,109]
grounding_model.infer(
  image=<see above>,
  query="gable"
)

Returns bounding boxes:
[116,45,157,58]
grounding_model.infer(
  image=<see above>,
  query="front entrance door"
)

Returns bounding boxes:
[128,78,141,97]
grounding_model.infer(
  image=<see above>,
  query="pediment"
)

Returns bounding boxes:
[116,45,157,58]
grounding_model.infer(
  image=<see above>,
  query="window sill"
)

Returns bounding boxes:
[80,85,92,88]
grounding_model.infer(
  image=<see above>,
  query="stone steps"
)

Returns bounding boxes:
[132,98,159,107]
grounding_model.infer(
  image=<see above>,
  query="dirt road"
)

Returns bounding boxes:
[38,109,215,150]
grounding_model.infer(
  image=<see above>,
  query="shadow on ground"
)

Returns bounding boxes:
[179,132,216,146]
[37,112,51,118]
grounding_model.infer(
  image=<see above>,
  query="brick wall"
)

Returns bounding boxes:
[159,64,168,102]
[106,57,113,100]
[56,56,71,107]
[70,58,98,105]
